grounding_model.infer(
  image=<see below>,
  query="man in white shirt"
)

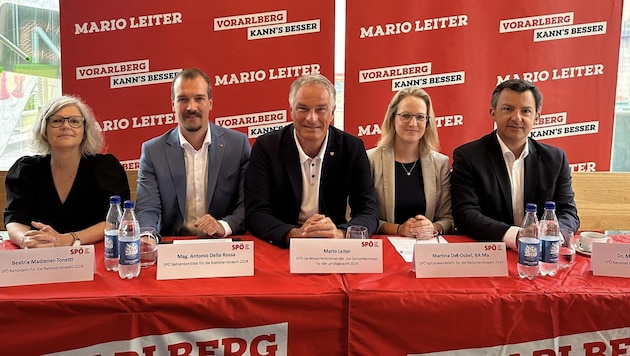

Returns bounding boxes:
[136,68,250,237]
[450,79,579,248]
[244,74,378,248]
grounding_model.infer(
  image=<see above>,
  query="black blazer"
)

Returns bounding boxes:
[451,131,579,242]
[245,124,378,248]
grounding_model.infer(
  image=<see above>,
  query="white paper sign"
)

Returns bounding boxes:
[0,245,95,287]
[592,242,630,277]
[289,238,383,273]
[172,238,233,244]
[414,242,508,278]
[156,240,254,280]
[388,235,449,262]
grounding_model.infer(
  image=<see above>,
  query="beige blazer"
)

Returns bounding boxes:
[367,145,454,234]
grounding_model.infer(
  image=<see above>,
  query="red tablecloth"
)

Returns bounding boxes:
[0,236,348,355]
[2,235,630,355]
[344,235,630,355]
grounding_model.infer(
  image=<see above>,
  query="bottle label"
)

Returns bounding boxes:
[104,232,118,259]
[540,236,560,263]
[518,237,540,267]
[119,240,139,265]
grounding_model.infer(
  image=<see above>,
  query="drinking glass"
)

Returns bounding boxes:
[346,225,369,239]
[139,227,159,267]
[559,228,575,268]
[411,230,440,272]
[415,229,439,241]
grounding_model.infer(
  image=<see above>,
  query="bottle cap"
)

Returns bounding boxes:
[110,195,121,204]
[123,200,134,209]
[544,201,556,210]
[525,203,537,212]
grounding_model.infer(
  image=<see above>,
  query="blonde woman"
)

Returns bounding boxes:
[368,87,453,237]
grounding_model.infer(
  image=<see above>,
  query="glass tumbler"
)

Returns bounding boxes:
[558,228,575,268]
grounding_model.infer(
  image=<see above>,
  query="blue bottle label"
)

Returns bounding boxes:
[119,240,139,265]
[518,237,540,267]
[104,233,118,259]
[540,236,560,263]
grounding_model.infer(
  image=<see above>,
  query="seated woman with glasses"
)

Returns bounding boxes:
[367,87,453,238]
[4,96,130,248]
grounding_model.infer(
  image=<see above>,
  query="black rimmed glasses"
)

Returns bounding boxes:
[396,112,429,124]
[47,115,85,128]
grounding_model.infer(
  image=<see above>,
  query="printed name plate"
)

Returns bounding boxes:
[414,242,508,278]
[0,245,95,287]
[592,242,630,277]
[157,240,253,280]
[290,238,383,273]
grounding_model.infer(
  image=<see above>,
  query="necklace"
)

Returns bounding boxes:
[400,161,417,176]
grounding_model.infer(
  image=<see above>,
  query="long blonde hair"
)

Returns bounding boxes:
[377,87,439,155]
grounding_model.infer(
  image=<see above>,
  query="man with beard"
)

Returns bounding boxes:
[136,68,250,238]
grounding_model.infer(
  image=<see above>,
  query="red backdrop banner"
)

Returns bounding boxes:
[59,0,334,168]
[344,0,622,172]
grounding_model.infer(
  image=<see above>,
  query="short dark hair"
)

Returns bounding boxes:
[490,79,543,112]
[171,68,213,100]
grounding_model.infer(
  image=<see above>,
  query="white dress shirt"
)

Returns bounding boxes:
[497,133,529,250]
[178,126,231,236]
[294,129,329,225]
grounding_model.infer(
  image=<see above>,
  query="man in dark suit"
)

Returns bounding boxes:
[245,74,378,248]
[451,79,579,249]
[136,68,250,237]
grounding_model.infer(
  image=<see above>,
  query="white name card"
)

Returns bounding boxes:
[592,242,630,277]
[156,240,254,280]
[414,242,508,278]
[0,245,95,287]
[289,238,383,274]
[172,238,233,244]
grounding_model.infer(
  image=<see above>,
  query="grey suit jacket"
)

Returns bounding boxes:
[135,123,250,236]
[367,146,453,234]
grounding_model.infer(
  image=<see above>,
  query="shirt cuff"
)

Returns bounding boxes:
[218,220,232,237]
[502,226,520,250]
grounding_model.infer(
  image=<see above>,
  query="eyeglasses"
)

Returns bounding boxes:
[47,115,85,128]
[396,112,429,124]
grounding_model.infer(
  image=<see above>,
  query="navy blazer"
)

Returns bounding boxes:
[245,124,378,248]
[451,131,579,242]
[135,123,250,236]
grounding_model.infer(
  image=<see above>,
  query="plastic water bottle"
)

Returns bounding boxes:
[118,200,140,279]
[517,203,540,280]
[104,195,122,272]
[539,201,561,277]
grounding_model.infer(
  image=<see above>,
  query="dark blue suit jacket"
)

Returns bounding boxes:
[245,124,378,248]
[451,131,579,241]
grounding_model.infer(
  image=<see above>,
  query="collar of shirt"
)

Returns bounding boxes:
[293,127,329,164]
[178,124,212,151]
[496,132,529,162]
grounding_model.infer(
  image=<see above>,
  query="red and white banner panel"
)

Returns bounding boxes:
[344,0,622,172]
[59,0,334,168]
